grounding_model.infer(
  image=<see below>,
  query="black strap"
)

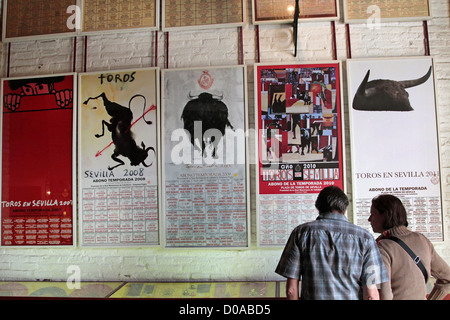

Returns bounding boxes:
[293,0,299,57]
[388,236,428,283]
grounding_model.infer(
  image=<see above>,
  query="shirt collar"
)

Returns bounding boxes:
[316,212,348,222]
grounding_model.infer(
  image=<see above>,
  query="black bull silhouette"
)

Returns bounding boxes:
[352,66,432,111]
[84,92,155,170]
[181,92,234,158]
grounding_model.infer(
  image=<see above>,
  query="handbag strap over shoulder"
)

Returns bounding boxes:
[388,236,428,283]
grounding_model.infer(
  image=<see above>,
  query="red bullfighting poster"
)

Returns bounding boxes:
[1,74,76,246]
[255,62,345,246]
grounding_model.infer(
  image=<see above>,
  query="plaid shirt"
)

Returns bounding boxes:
[275,213,389,300]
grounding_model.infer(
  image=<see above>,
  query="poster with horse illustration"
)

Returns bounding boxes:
[78,68,160,246]
[1,73,76,246]
[347,57,443,242]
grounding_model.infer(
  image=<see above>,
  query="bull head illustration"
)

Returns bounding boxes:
[352,66,432,111]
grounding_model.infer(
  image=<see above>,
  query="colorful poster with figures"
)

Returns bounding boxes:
[255,62,345,246]
[78,68,160,246]
[347,57,443,242]
[1,74,76,246]
[162,66,249,248]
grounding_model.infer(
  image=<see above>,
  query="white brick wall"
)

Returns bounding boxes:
[0,0,449,282]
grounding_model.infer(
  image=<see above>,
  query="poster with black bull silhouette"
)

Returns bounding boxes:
[347,57,443,242]
[255,62,345,246]
[162,66,249,248]
[0,74,76,246]
[79,68,159,246]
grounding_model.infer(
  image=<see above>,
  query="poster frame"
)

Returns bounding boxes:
[251,0,340,25]
[161,0,246,32]
[77,67,161,248]
[254,61,346,247]
[343,0,431,24]
[346,56,444,243]
[160,65,250,249]
[0,72,77,248]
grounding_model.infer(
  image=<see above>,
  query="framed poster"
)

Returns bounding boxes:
[344,0,430,24]
[252,0,339,24]
[161,65,249,248]
[347,57,443,242]
[162,0,245,31]
[1,74,76,246]
[2,0,77,42]
[255,62,345,246]
[78,68,160,246]
[82,0,159,34]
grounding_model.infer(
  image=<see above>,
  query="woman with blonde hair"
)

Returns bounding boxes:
[368,194,450,299]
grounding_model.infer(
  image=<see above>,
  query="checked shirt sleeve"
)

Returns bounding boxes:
[361,239,390,286]
[275,229,302,280]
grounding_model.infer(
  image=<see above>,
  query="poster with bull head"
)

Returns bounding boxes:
[162,65,249,248]
[254,61,345,247]
[1,73,76,246]
[347,57,443,242]
[78,68,160,246]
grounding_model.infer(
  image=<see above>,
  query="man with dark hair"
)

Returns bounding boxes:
[314,184,349,214]
[275,186,389,300]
